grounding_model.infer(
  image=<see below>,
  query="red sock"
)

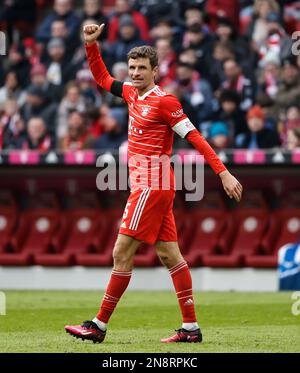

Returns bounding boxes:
[169,261,197,323]
[96,269,132,323]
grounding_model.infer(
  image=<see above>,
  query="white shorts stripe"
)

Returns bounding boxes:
[130,188,151,231]
[131,188,151,231]
[129,188,148,230]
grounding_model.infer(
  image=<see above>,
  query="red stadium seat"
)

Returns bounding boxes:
[35,209,104,266]
[0,209,60,265]
[179,191,227,266]
[75,209,123,266]
[0,191,18,253]
[184,208,227,266]
[245,209,300,268]
[202,191,269,267]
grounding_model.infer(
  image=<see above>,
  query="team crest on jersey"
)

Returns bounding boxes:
[141,105,151,117]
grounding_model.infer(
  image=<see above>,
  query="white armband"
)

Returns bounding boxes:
[172,118,196,138]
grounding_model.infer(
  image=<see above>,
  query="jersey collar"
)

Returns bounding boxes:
[137,85,157,100]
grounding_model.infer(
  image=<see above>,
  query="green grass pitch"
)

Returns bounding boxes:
[0,290,299,353]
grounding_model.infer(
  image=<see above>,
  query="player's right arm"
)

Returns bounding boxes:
[83,23,125,98]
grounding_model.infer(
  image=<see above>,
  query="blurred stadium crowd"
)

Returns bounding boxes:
[1,0,300,153]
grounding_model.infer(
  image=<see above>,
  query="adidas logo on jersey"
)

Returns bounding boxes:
[121,221,127,228]
[184,298,194,306]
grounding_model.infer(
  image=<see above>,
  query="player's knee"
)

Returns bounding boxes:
[156,243,184,268]
[156,245,170,265]
[112,242,134,269]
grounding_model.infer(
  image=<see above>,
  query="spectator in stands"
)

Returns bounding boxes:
[257,11,292,68]
[30,63,62,103]
[70,18,99,74]
[57,81,86,140]
[279,105,300,147]
[107,0,150,43]
[214,18,252,69]
[76,68,102,108]
[150,20,173,42]
[106,14,145,67]
[0,99,25,150]
[272,56,300,117]
[257,53,281,99]
[112,62,129,83]
[208,121,232,150]
[35,0,80,45]
[182,21,214,79]
[20,85,57,136]
[217,89,247,138]
[247,0,280,50]
[150,20,182,54]
[86,107,104,139]
[80,0,108,40]
[23,38,41,66]
[5,43,31,89]
[133,0,182,28]
[184,5,205,29]
[50,19,76,58]
[208,40,235,91]
[255,92,278,130]
[45,37,76,86]
[155,38,177,87]
[206,0,240,32]
[221,58,254,112]
[59,110,95,150]
[51,19,68,40]
[0,71,27,108]
[18,117,54,152]
[94,105,127,152]
[286,127,300,150]
[178,48,200,70]
[236,105,280,148]
[176,62,214,125]
[104,62,129,113]
[0,0,37,43]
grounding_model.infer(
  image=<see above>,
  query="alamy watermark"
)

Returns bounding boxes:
[0,31,6,56]
[0,291,6,315]
[291,291,300,316]
[291,31,300,56]
[96,153,205,202]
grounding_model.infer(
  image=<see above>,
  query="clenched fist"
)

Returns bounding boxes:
[83,23,105,44]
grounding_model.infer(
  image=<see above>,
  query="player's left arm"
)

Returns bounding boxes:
[160,95,243,202]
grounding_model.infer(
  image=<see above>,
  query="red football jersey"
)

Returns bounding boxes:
[122,83,195,191]
[85,42,226,191]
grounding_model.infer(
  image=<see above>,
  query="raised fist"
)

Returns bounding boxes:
[83,23,105,44]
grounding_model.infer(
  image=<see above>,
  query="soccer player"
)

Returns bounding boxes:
[65,24,243,344]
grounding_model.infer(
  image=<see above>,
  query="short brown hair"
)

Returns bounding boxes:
[127,45,158,69]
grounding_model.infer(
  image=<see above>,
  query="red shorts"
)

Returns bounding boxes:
[119,188,177,245]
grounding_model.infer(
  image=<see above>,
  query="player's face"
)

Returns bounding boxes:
[128,58,157,92]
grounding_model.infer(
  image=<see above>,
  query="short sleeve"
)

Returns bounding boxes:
[160,95,196,138]
[122,82,134,103]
